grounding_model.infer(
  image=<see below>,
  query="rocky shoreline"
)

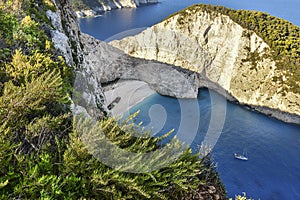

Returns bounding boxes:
[110,6,300,125]
[102,66,300,125]
[78,32,300,124]
[48,1,300,125]
[74,0,158,18]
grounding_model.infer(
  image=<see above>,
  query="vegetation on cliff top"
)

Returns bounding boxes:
[167,4,300,94]
[70,0,104,12]
[0,1,229,199]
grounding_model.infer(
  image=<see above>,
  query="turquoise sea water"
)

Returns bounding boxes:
[128,89,300,199]
[79,1,300,199]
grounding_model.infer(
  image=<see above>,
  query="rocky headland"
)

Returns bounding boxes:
[110,5,300,124]
[46,1,200,120]
[48,2,300,124]
[72,0,158,18]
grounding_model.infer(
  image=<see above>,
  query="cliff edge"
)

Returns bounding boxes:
[110,4,300,124]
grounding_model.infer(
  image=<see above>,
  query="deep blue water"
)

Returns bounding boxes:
[79,1,300,199]
[129,89,300,199]
[79,0,300,41]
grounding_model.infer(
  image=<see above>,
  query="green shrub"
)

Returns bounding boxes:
[0,2,225,199]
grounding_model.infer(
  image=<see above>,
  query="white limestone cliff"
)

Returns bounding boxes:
[110,7,300,123]
[47,1,300,124]
[47,0,198,119]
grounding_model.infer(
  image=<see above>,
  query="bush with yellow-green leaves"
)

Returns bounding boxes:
[0,2,226,199]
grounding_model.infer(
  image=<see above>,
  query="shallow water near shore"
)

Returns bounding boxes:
[129,89,300,199]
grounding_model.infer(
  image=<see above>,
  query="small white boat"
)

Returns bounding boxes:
[234,153,248,161]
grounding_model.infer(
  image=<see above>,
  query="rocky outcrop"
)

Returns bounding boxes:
[47,0,198,119]
[110,6,300,124]
[47,0,107,119]
[80,33,198,99]
[74,0,158,18]
[47,1,300,124]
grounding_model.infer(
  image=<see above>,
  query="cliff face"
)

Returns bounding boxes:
[46,0,106,119]
[79,33,198,99]
[47,1,300,124]
[47,0,198,119]
[73,0,158,18]
[110,7,300,123]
